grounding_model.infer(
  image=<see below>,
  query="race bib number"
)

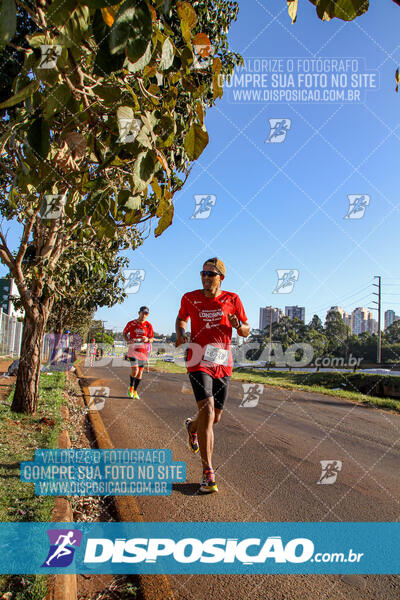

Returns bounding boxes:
[203,344,229,366]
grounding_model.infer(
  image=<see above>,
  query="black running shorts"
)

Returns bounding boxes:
[129,356,147,368]
[188,371,230,410]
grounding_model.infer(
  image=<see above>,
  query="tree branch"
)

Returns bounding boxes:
[15,214,36,268]
[14,0,41,24]
[0,232,15,269]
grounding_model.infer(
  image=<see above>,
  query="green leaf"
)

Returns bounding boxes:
[180,19,192,45]
[47,0,77,27]
[151,178,162,200]
[184,124,209,160]
[177,1,197,29]
[93,8,125,75]
[154,195,173,237]
[159,38,174,71]
[26,117,50,160]
[27,33,48,48]
[94,85,121,104]
[94,45,125,76]
[132,151,156,192]
[109,0,152,63]
[309,0,369,21]
[118,189,141,210]
[0,0,16,50]
[0,79,40,109]
[287,0,298,23]
[125,196,141,210]
[58,5,90,46]
[396,67,400,93]
[125,41,152,72]
[136,127,152,149]
[43,84,71,119]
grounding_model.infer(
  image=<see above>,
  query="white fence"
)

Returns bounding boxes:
[0,309,23,357]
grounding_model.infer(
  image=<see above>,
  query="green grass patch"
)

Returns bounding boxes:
[151,359,186,374]
[231,369,400,412]
[151,360,400,412]
[0,371,66,598]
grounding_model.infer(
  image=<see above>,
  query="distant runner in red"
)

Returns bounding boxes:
[176,258,250,493]
[123,306,154,400]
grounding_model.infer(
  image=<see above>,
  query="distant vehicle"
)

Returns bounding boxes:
[162,355,175,363]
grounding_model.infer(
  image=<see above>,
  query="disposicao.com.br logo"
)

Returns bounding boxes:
[83,536,363,566]
[42,529,82,567]
[1,522,388,575]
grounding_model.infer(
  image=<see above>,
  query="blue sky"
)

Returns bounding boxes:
[3,0,400,335]
[97,0,400,335]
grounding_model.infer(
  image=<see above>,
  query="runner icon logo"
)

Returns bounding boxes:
[191,195,217,219]
[87,387,110,412]
[122,269,146,294]
[240,383,264,407]
[192,44,214,71]
[273,269,299,294]
[344,195,370,219]
[317,460,342,485]
[40,195,66,220]
[42,529,82,568]
[39,45,62,69]
[265,118,291,143]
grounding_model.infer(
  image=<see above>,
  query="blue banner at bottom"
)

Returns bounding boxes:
[0,522,398,575]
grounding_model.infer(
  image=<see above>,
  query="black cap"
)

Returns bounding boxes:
[139,306,149,313]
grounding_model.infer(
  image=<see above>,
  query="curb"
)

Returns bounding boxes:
[46,406,77,600]
[75,364,176,600]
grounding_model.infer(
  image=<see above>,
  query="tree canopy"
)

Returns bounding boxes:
[0,0,241,413]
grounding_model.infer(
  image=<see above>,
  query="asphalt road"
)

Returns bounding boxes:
[80,362,400,600]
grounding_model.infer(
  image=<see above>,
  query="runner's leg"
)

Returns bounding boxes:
[134,366,144,390]
[130,364,139,381]
[210,377,229,455]
[196,396,215,471]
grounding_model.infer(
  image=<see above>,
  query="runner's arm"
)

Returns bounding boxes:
[228,314,250,337]
[230,295,250,338]
[122,324,131,343]
[175,316,188,347]
[237,320,250,337]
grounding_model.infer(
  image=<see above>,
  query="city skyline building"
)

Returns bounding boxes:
[326,306,351,328]
[259,306,283,331]
[285,305,305,322]
[351,307,373,336]
[384,309,399,330]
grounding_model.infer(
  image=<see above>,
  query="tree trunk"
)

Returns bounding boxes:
[11,298,53,414]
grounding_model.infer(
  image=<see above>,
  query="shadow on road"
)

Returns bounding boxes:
[172,482,201,495]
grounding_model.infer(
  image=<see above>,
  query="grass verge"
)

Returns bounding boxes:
[152,360,400,412]
[0,371,66,599]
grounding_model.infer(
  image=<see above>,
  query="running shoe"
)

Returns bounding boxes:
[184,418,199,454]
[199,468,218,494]
[128,386,134,398]
[133,390,140,400]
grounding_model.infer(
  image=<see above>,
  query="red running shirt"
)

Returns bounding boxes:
[178,289,248,377]
[123,320,154,360]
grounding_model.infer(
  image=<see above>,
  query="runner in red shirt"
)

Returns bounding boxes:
[123,306,154,399]
[176,258,250,493]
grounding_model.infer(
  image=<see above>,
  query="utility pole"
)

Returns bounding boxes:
[372,276,382,364]
[100,320,107,346]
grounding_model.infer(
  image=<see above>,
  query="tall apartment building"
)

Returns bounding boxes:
[327,306,351,328]
[259,306,283,331]
[384,309,399,330]
[285,305,305,322]
[351,307,373,335]
[367,316,378,334]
